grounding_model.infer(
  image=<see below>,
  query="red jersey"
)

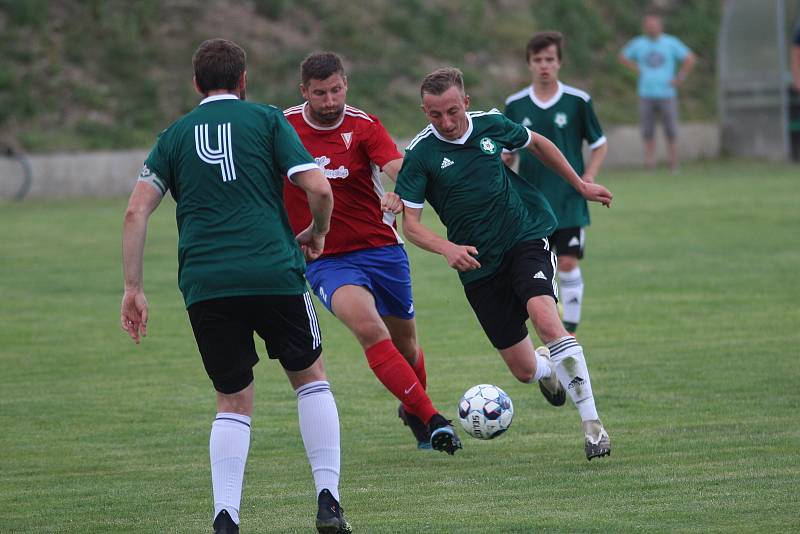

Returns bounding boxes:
[283,103,403,257]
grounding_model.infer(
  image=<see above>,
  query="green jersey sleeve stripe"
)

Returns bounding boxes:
[562,84,591,102]
[505,87,529,105]
[406,126,433,150]
[287,162,320,183]
[521,128,533,149]
[467,108,501,118]
[589,135,607,150]
[138,172,167,196]
[401,199,425,209]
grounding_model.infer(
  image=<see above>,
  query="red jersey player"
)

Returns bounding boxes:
[283,52,460,455]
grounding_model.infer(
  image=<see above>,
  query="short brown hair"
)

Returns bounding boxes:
[526,31,563,62]
[420,67,464,99]
[192,39,246,94]
[301,52,345,86]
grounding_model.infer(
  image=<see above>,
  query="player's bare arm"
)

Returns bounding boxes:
[526,131,613,207]
[501,150,518,168]
[292,167,333,260]
[381,157,403,182]
[121,181,163,344]
[401,206,480,271]
[582,142,608,184]
[377,157,405,214]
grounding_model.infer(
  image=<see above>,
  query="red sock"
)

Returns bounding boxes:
[365,339,437,424]
[411,347,427,390]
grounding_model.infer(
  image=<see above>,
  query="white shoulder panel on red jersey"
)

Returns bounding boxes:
[344,105,374,123]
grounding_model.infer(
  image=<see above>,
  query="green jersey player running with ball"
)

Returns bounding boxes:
[503,31,608,336]
[396,67,613,460]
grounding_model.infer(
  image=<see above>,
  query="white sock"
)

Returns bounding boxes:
[546,337,599,421]
[559,267,584,326]
[210,412,251,525]
[296,381,341,502]
[531,352,552,382]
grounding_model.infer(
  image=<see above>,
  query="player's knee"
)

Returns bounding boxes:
[216,382,254,415]
[558,256,579,272]
[351,320,390,348]
[511,365,535,383]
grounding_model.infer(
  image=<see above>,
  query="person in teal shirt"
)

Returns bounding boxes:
[619,12,696,171]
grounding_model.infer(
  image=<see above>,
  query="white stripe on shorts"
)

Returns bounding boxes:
[549,249,559,300]
[303,292,321,349]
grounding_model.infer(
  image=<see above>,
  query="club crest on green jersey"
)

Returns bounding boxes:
[479,137,497,155]
[554,112,568,128]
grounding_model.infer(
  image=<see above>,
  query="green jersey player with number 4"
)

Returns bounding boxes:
[396,67,613,461]
[120,39,351,534]
[503,31,608,337]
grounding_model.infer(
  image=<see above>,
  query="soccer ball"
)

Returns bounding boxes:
[458,384,514,440]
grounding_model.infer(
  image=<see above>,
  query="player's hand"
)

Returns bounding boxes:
[579,182,613,208]
[121,290,149,344]
[296,225,326,261]
[501,151,517,168]
[380,192,404,214]
[581,172,596,184]
[443,242,481,271]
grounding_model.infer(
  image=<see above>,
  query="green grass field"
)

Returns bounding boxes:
[1,161,798,533]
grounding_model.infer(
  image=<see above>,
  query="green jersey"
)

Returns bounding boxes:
[504,82,606,229]
[140,94,318,307]
[396,109,556,286]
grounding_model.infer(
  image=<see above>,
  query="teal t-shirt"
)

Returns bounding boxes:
[396,109,556,286]
[504,82,606,229]
[141,95,318,307]
[622,34,691,98]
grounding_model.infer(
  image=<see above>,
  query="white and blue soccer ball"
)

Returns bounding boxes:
[458,384,514,440]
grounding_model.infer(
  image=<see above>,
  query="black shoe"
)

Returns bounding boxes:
[397,405,432,449]
[316,489,352,533]
[427,413,462,455]
[213,510,239,534]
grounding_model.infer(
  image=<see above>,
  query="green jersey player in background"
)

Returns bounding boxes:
[120,39,351,534]
[396,67,613,460]
[504,31,608,336]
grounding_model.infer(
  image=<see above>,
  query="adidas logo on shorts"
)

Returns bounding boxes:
[533,271,547,280]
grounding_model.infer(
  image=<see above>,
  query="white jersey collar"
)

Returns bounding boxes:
[302,102,346,131]
[529,81,564,110]
[199,94,240,106]
[430,113,474,145]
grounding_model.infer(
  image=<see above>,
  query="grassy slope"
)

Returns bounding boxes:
[1,161,798,532]
[0,0,719,151]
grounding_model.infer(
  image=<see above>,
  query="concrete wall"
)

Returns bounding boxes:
[4,122,719,200]
[600,122,719,167]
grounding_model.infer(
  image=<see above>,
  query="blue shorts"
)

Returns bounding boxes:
[305,245,415,319]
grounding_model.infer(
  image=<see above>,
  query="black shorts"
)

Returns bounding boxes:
[549,227,585,259]
[187,293,323,394]
[464,239,558,350]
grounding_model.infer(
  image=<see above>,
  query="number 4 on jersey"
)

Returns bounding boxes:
[194,123,237,182]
